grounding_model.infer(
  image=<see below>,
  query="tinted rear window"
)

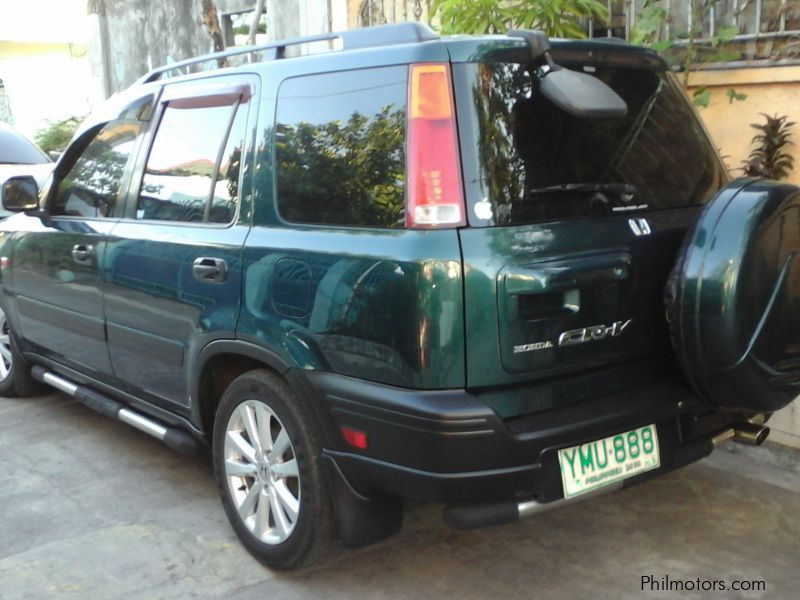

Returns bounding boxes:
[274,66,407,228]
[454,61,725,225]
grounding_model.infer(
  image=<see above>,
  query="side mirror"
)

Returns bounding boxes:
[47,150,62,162]
[2,176,40,212]
[508,29,628,119]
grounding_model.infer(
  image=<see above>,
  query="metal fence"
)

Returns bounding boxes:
[592,0,800,43]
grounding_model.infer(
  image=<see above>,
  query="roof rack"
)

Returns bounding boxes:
[137,22,439,85]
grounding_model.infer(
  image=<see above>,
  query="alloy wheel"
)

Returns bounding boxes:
[0,306,13,382]
[224,400,301,545]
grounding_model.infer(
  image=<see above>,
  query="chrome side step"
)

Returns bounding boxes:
[31,366,200,454]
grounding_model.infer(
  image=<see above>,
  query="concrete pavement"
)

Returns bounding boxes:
[1,391,799,599]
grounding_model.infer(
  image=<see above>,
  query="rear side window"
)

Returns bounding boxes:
[454,61,725,225]
[275,66,407,228]
[137,96,247,223]
[52,120,140,218]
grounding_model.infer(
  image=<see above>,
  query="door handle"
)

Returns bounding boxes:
[192,257,228,283]
[71,244,95,264]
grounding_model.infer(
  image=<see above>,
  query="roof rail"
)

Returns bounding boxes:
[137,22,439,85]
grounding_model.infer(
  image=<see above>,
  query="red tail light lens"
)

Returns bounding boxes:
[406,63,466,228]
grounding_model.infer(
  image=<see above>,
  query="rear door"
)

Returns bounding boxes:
[103,76,256,408]
[8,102,150,377]
[451,52,727,400]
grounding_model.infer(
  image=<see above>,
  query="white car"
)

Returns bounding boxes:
[0,122,53,218]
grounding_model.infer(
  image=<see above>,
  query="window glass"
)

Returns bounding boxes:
[454,61,724,225]
[52,121,140,218]
[137,101,239,223]
[275,66,407,228]
[209,106,247,223]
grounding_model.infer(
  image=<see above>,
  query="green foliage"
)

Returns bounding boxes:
[34,115,83,153]
[713,25,740,46]
[629,5,668,46]
[233,22,266,36]
[627,2,747,107]
[742,113,795,180]
[726,88,747,104]
[430,0,608,38]
[692,86,711,108]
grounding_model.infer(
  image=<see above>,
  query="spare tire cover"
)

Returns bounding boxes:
[667,179,800,412]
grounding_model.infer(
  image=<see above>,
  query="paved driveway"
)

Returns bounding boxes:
[1,392,799,599]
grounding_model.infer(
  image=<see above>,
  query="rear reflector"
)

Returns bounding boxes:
[406,63,465,228]
[341,426,368,450]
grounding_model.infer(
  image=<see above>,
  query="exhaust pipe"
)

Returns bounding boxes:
[711,428,735,446]
[732,421,770,446]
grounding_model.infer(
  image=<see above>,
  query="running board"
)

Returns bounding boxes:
[31,366,200,454]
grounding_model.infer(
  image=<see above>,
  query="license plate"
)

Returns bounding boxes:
[558,424,660,498]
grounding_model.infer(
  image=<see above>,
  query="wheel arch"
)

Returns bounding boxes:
[192,340,333,446]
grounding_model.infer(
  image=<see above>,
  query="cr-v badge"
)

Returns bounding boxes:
[513,319,633,354]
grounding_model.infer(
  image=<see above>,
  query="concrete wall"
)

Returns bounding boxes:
[94,0,335,93]
[96,0,212,92]
[348,0,435,28]
[688,66,800,186]
[266,0,332,41]
[770,405,800,449]
[687,66,800,448]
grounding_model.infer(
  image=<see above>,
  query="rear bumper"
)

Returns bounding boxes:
[304,371,731,504]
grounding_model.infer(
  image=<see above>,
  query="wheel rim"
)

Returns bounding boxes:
[0,306,12,382]
[224,400,301,545]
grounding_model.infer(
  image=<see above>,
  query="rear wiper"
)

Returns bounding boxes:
[527,182,637,195]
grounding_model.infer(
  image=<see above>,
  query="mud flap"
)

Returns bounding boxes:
[322,453,403,548]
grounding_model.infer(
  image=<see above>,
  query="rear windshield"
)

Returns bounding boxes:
[453,60,726,225]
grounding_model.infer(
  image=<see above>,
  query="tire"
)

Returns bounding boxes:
[0,304,17,397]
[666,179,800,412]
[0,304,47,398]
[212,369,335,570]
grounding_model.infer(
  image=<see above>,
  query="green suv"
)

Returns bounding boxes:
[2,23,798,569]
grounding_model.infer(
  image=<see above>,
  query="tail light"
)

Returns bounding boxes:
[406,63,466,228]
